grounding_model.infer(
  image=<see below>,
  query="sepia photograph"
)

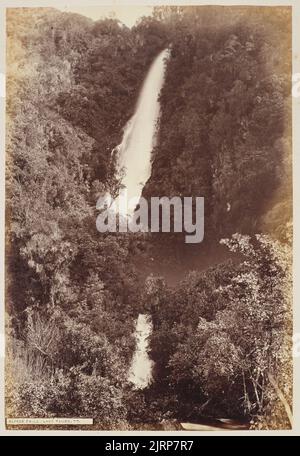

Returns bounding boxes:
[3,2,294,433]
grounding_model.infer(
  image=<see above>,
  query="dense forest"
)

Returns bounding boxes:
[6,6,292,430]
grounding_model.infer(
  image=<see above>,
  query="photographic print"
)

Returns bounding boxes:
[4,3,293,431]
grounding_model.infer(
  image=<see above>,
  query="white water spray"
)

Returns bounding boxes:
[116,49,169,216]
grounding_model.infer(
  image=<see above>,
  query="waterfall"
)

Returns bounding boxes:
[116,49,169,216]
[115,50,169,388]
[129,314,153,389]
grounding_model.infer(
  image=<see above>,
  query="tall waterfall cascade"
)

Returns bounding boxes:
[117,49,169,388]
[116,48,169,216]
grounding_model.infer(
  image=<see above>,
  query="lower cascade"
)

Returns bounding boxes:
[129,314,154,389]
